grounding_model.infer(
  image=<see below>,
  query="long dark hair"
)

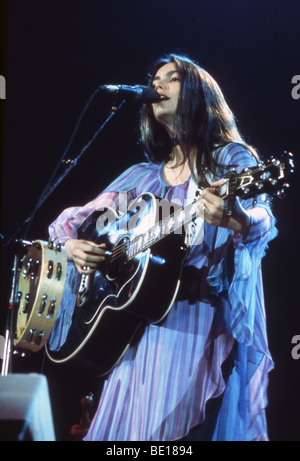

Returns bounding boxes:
[140,53,258,185]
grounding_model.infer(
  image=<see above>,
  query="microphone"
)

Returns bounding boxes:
[99,84,162,103]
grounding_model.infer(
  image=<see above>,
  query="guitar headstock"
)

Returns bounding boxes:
[229,150,294,201]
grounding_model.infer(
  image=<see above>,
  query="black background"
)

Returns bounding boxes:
[0,0,299,441]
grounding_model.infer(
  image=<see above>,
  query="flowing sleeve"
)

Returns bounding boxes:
[205,143,277,440]
[210,143,278,346]
[48,162,152,244]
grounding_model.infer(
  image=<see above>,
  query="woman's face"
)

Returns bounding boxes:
[151,62,181,135]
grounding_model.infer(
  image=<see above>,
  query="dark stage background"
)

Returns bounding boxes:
[0,0,299,441]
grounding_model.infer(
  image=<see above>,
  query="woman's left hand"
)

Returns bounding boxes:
[200,179,251,235]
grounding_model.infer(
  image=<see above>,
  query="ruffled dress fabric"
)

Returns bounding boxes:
[48,143,277,441]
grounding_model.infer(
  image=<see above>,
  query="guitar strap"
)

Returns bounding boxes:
[185,177,204,247]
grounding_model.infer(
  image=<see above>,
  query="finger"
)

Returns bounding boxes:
[196,199,205,218]
[85,240,107,250]
[202,198,224,225]
[201,189,223,209]
[81,248,106,260]
[209,179,226,187]
[78,242,106,255]
[73,246,103,262]
[200,188,214,202]
[74,256,99,269]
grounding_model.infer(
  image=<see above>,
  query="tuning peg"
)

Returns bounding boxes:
[284,150,293,157]
[283,151,294,168]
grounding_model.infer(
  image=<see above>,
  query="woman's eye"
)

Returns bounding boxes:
[170,77,180,83]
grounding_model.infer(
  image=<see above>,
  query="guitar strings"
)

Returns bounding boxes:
[106,162,275,264]
[107,169,252,263]
[107,171,246,263]
[108,198,200,263]
[106,180,223,263]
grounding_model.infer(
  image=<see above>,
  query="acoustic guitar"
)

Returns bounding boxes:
[13,152,293,375]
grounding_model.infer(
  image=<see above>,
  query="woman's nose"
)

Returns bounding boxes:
[155,79,167,91]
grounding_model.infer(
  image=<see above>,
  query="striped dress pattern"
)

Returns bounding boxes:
[48,143,277,441]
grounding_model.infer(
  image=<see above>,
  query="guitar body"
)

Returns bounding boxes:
[46,193,189,375]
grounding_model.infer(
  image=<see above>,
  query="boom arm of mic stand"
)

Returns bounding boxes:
[35,98,127,214]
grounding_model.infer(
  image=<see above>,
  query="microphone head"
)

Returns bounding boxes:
[99,84,161,103]
[136,86,162,103]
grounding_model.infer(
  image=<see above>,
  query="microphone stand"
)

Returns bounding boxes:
[1,93,127,375]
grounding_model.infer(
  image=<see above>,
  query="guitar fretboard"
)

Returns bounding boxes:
[126,180,232,259]
[127,200,200,259]
[109,155,291,263]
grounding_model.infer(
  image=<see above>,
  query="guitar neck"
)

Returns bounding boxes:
[127,195,204,259]
[128,180,232,257]
[126,152,292,260]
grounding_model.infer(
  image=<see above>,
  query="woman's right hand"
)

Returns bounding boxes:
[64,238,108,275]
